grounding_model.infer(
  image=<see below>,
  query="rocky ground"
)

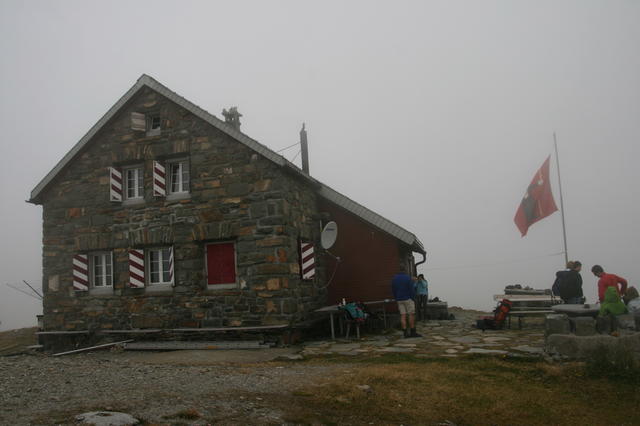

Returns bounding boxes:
[0,308,548,425]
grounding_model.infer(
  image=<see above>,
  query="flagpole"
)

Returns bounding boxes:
[554,133,569,265]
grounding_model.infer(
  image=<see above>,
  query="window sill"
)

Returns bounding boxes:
[166,192,191,202]
[205,283,238,291]
[89,287,114,297]
[145,284,174,294]
[122,198,145,206]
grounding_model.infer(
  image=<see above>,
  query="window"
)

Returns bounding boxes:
[91,252,113,288]
[147,115,161,136]
[124,166,144,200]
[206,242,236,286]
[168,160,190,194]
[148,247,174,286]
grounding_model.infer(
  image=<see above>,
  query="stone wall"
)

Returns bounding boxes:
[40,87,326,331]
[545,313,640,359]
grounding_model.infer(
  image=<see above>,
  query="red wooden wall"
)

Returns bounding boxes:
[318,199,404,304]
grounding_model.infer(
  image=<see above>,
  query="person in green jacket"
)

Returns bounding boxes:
[599,286,628,316]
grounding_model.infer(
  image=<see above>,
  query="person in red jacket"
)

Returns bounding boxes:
[591,265,628,302]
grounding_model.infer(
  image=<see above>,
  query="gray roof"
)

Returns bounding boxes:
[29,74,425,253]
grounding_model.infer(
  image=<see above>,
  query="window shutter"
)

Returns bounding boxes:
[109,167,123,202]
[72,254,89,291]
[153,161,166,196]
[129,249,145,288]
[300,241,315,280]
[131,112,146,131]
[206,243,236,285]
[168,246,175,284]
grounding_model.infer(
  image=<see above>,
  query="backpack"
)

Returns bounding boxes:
[476,299,513,330]
[339,302,369,323]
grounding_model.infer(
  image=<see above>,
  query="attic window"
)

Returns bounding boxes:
[147,115,161,136]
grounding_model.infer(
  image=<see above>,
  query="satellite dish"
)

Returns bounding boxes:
[320,221,338,249]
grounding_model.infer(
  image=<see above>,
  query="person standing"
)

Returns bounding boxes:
[391,267,421,338]
[591,265,628,302]
[414,274,429,321]
[557,261,584,304]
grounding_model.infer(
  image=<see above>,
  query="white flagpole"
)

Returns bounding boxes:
[554,133,569,265]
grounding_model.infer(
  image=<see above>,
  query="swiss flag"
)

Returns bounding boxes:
[514,156,558,236]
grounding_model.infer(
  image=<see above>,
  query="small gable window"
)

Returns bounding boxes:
[168,159,190,194]
[147,115,161,136]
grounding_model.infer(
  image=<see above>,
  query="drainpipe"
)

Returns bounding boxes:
[414,251,427,273]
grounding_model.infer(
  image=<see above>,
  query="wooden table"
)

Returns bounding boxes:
[315,299,395,340]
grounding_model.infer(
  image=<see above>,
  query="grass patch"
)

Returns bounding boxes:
[280,356,640,425]
[585,344,640,384]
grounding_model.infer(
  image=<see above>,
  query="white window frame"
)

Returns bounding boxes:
[147,247,174,287]
[90,251,113,291]
[167,159,190,195]
[123,165,144,201]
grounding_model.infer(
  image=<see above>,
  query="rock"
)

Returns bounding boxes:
[545,314,570,336]
[75,411,139,425]
[356,384,372,392]
[449,336,480,344]
[511,345,544,354]
[464,348,507,354]
[445,349,458,354]
[614,314,637,331]
[570,316,596,336]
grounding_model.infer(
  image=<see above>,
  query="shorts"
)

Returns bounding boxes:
[397,299,415,315]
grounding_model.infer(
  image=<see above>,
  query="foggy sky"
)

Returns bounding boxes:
[1,0,639,331]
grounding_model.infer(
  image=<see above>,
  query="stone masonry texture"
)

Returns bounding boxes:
[38,87,333,331]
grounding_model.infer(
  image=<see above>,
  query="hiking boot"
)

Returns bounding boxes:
[409,328,422,338]
[403,328,410,338]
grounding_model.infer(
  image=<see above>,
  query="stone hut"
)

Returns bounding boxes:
[29,74,425,337]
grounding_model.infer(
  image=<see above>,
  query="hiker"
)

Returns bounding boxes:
[414,274,429,321]
[556,261,584,304]
[591,265,628,302]
[391,266,421,338]
[598,286,628,316]
[623,287,640,314]
[552,261,573,298]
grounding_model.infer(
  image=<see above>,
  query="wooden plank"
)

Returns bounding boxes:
[100,329,163,334]
[36,330,90,335]
[124,341,269,351]
[52,340,133,357]
[494,294,556,301]
[169,324,289,332]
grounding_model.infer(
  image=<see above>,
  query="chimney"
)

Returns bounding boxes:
[300,123,310,174]
[222,107,242,131]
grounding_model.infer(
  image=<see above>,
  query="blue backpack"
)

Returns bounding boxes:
[339,302,368,323]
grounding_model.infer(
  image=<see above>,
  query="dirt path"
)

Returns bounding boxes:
[0,351,338,425]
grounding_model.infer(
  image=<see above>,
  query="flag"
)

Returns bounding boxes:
[514,156,558,236]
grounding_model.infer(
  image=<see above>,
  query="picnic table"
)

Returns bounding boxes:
[315,299,395,340]
[552,304,600,318]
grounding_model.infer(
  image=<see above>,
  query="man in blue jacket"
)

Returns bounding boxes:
[392,267,422,338]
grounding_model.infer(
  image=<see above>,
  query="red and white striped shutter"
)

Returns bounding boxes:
[109,167,123,202]
[72,254,89,291]
[168,246,175,284]
[128,249,145,288]
[300,241,315,280]
[131,112,146,131]
[153,161,166,197]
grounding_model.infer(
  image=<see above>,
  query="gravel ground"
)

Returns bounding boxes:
[0,350,338,425]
